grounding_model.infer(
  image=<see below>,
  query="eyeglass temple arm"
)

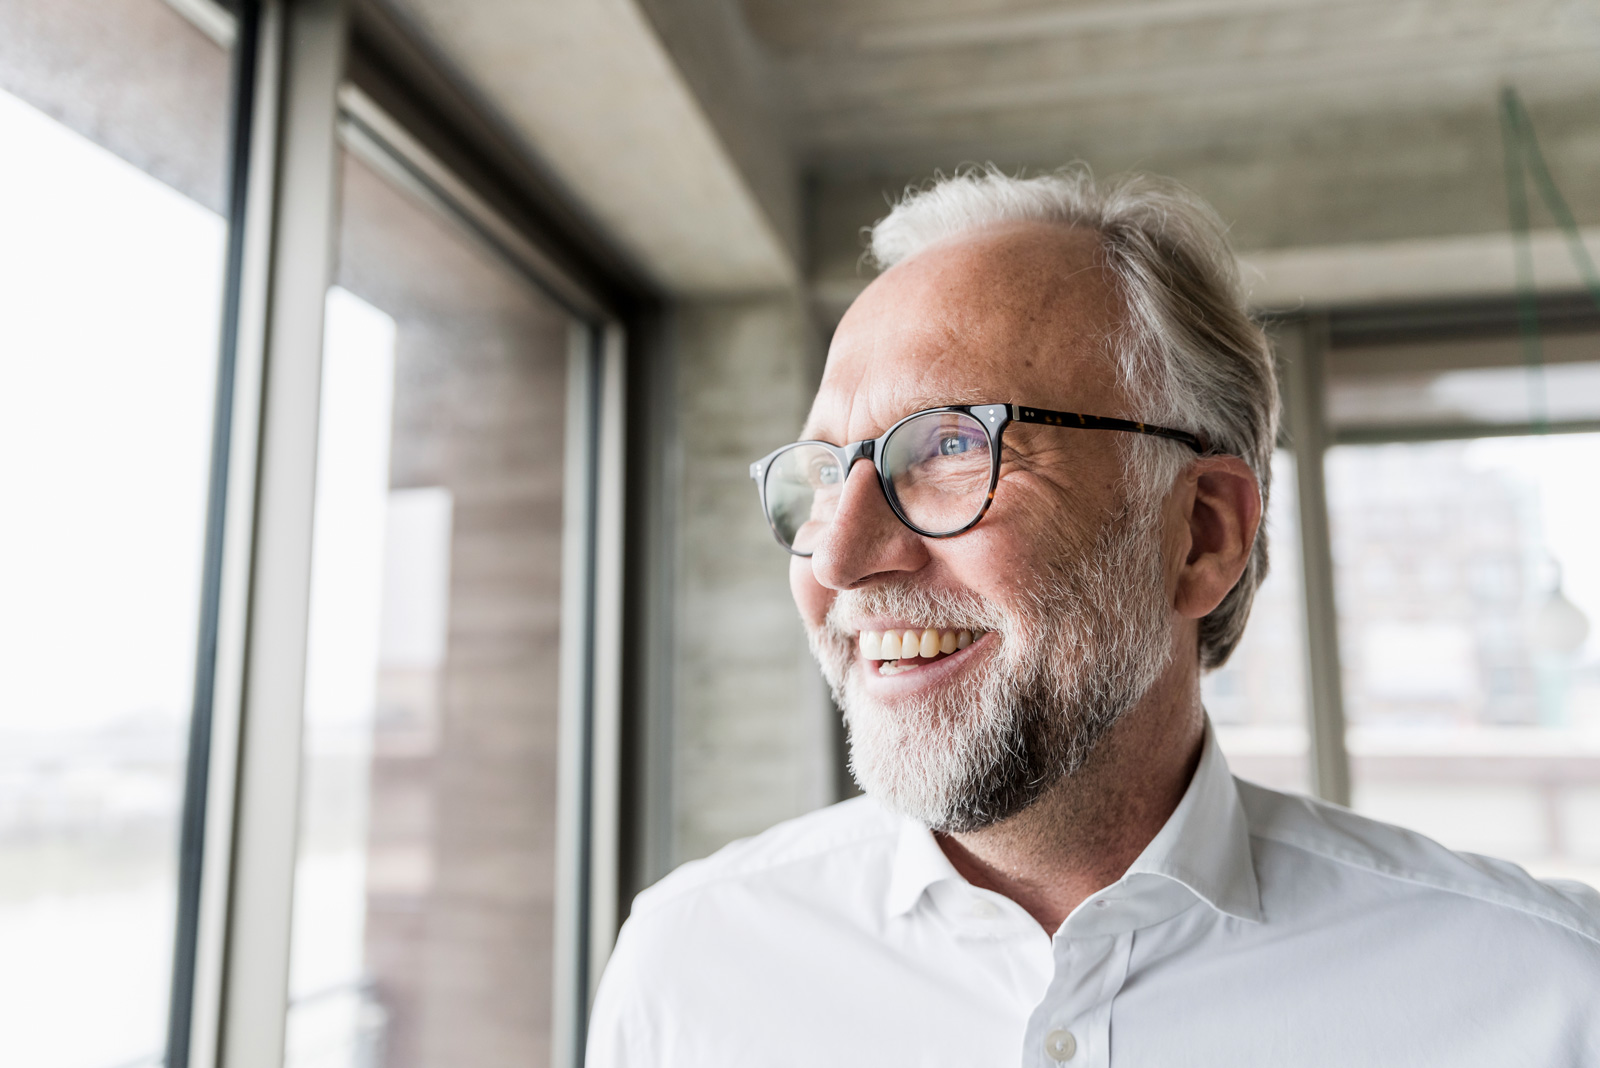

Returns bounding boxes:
[1008,405,1207,454]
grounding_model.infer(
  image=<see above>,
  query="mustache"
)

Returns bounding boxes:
[821,582,1008,645]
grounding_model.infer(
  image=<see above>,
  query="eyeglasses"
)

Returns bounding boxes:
[749,403,1207,556]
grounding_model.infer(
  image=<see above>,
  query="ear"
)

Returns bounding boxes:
[1171,456,1262,620]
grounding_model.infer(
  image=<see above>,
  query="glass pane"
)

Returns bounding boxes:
[283,151,577,1068]
[0,3,231,1066]
[1203,452,1311,794]
[1327,435,1600,888]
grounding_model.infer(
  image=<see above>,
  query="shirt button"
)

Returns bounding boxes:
[970,899,1000,918]
[1045,1029,1077,1061]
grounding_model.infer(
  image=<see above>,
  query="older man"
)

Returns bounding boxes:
[588,169,1600,1067]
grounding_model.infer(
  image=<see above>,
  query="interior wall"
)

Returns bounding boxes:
[666,293,836,866]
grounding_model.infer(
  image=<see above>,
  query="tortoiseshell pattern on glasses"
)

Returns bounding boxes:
[749,402,1208,556]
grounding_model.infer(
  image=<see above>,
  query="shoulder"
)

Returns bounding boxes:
[594,796,900,1023]
[590,798,908,1065]
[1235,776,1600,947]
[628,794,901,920]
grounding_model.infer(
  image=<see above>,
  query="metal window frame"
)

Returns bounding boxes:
[1275,315,1353,806]
[1272,296,1600,809]
[166,2,264,1064]
[186,4,350,1067]
[165,2,648,1066]
[553,323,629,1067]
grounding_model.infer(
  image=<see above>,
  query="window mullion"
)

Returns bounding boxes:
[200,3,349,1067]
[1279,314,1353,806]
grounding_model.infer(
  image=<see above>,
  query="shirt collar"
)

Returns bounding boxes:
[883,719,1262,925]
[885,808,965,918]
[1121,718,1262,923]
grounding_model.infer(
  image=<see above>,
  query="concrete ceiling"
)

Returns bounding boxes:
[381,0,1600,306]
[742,0,1600,175]
[775,0,1600,312]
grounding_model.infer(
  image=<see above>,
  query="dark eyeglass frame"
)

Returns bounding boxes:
[749,402,1208,556]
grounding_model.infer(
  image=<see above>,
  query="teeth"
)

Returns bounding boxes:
[858,627,985,661]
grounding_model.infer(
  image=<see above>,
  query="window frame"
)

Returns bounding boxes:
[160,3,651,1067]
[1271,295,1600,812]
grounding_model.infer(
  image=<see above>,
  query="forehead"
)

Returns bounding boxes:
[805,222,1124,441]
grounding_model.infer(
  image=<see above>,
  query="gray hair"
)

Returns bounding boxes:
[868,165,1279,670]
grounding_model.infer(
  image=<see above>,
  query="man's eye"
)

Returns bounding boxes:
[815,462,842,485]
[938,434,974,456]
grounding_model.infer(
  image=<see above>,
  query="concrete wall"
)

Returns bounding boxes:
[666,295,837,866]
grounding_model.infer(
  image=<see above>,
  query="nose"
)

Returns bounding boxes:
[806,458,929,590]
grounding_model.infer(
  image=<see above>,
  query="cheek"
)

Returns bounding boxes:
[790,556,830,629]
[927,526,1044,606]
[958,487,1081,582]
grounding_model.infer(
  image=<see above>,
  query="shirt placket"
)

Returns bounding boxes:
[1019,923,1134,1068]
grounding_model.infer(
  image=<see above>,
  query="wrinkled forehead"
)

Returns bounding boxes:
[804,223,1125,443]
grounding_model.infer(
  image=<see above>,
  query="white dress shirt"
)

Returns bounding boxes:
[589,724,1600,1067]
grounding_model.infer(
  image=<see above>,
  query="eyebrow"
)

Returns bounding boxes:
[804,391,998,442]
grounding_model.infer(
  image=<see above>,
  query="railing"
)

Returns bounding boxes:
[101,979,387,1068]
[1219,724,1600,885]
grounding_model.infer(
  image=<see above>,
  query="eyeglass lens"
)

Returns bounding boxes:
[764,410,993,552]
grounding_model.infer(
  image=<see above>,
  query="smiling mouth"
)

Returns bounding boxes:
[858,627,987,676]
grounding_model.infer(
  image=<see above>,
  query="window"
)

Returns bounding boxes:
[1323,322,1600,886]
[0,6,624,1066]
[0,2,232,1065]
[1328,434,1600,884]
[1203,452,1312,794]
[284,148,583,1067]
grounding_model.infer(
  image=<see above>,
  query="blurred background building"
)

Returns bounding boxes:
[1,0,1598,1066]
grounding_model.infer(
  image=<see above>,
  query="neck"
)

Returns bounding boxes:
[935,673,1206,933]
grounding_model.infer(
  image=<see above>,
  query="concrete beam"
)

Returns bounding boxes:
[812,227,1600,321]
[390,0,798,295]
[1242,227,1600,309]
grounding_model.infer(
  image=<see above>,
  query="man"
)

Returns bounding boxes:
[588,168,1600,1066]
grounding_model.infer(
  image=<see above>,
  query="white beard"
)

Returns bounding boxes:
[808,504,1174,832]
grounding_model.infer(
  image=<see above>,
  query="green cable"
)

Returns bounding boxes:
[1503,89,1600,308]
[1499,86,1549,433]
